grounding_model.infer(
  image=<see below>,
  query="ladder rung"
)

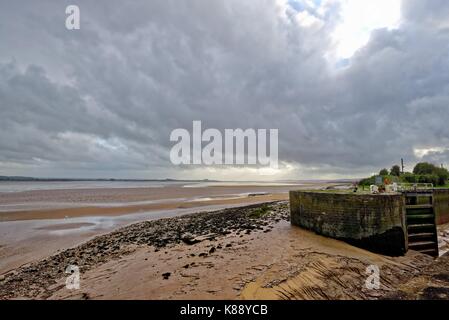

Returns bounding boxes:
[408,241,437,247]
[406,204,433,209]
[407,214,435,219]
[408,223,435,230]
[408,232,435,239]
[418,248,439,254]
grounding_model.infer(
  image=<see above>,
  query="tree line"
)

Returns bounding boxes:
[359,162,449,187]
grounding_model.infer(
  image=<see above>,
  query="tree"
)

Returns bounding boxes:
[434,167,449,186]
[413,162,449,186]
[379,168,389,176]
[413,162,436,175]
[390,165,401,176]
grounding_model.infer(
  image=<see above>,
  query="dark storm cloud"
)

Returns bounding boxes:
[0,0,448,178]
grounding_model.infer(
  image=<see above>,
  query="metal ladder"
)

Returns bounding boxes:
[405,191,439,257]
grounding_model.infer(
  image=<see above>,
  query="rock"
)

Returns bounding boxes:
[162,272,171,280]
[181,233,201,245]
[199,253,208,258]
[226,243,232,248]
[209,247,216,254]
[24,267,37,273]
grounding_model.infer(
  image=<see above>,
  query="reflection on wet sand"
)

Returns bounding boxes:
[0,182,332,274]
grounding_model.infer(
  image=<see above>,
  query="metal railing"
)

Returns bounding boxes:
[396,183,434,191]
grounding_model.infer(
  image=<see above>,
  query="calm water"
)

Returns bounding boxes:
[0,181,183,193]
[0,180,306,193]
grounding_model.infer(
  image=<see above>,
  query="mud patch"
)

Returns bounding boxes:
[432,273,449,283]
[241,250,425,300]
[421,287,449,300]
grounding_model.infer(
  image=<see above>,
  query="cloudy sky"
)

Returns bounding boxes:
[1,0,449,180]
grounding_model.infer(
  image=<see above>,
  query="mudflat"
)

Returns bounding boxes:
[0,183,324,221]
[0,201,437,300]
[0,182,328,273]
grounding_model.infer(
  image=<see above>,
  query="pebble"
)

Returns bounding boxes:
[162,272,171,280]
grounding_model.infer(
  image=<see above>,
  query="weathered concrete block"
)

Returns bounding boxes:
[434,189,449,225]
[290,191,407,256]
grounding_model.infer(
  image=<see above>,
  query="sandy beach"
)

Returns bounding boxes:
[0,182,329,221]
[1,181,448,300]
[0,181,333,274]
[2,200,448,300]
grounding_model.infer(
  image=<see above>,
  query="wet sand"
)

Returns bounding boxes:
[0,200,285,274]
[384,251,449,300]
[0,193,288,222]
[50,222,432,300]
[3,182,443,300]
[0,201,437,300]
[0,183,332,222]
[0,182,331,273]
[438,223,449,256]
[0,183,319,213]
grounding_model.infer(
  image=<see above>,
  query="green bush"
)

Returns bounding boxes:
[358,174,399,186]
[358,176,375,186]
[412,162,449,186]
[417,174,438,185]
[402,172,417,183]
[359,163,449,187]
[435,167,449,186]
[390,165,401,176]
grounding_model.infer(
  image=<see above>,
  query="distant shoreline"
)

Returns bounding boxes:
[0,176,219,182]
[0,175,357,183]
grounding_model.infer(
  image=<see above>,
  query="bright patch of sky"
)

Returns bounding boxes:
[288,0,402,59]
[414,147,449,159]
[332,0,402,58]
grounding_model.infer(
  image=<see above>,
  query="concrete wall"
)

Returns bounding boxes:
[290,191,407,256]
[434,189,449,225]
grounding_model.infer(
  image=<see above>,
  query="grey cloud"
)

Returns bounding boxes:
[0,0,449,179]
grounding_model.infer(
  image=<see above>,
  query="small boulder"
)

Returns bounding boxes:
[181,233,201,245]
[162,272,171,280]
